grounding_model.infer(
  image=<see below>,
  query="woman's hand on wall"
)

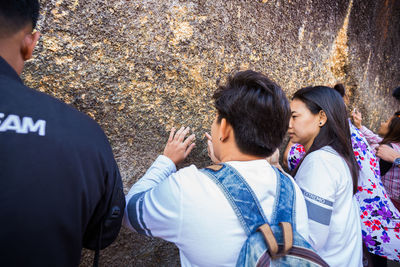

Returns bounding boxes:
[163,126,196,165]
[351,108,363,129]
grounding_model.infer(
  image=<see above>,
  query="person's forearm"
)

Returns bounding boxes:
[385,152,398,163]
[359,126,382,145]
[126,155,176,200]
[376,145,400,163]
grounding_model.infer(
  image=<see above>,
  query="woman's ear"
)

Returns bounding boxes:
[21,31,40,61]
[318,110,327,127]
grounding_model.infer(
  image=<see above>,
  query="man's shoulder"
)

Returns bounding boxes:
[300,147,349,186]
[175,164,203,179]
[305,147,340,163]
[299,148,341,177]
[172,164,215,189]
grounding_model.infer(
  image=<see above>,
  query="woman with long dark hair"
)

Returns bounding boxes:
[285,85,400,264]
[288,86,362,267]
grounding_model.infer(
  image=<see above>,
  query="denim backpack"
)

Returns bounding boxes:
[201,163,328,267]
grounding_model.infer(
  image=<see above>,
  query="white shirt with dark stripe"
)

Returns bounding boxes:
[295,146,362,267]
[124,155,310,267]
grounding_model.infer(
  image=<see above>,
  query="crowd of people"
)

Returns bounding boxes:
[2,0,400,267]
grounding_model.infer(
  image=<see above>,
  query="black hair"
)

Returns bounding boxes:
[381,111,400,144]
[392,87,400,101]
[333,83,345,97]
[0,0,40,38]
[213,70,290,157]
[292,86,359,194]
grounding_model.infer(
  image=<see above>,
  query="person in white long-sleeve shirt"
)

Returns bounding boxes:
[124,70,310,266]
[288,86,363,267]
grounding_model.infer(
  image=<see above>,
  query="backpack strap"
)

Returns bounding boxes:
[258,221,293,258]
[202,163,300,260]
[269,167,296,229]
[201,163,267,236]
[201,163,297,233]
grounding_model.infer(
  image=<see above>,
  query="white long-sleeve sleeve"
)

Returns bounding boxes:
[295,151,336,250]
[123,155,182,241]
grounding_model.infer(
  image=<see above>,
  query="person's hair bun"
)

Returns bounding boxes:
[333,84,345,97]
[392,87,400,101]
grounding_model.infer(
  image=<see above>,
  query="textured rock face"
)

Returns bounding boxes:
[23,0,399,266]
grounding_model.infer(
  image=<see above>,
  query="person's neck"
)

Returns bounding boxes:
[220,155,265,162]
[303,140,314,152]
[0,46,23,75]
[0,30,29,75]
[218,146,265,162]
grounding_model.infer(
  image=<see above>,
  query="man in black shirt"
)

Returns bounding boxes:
[0,1,125,266]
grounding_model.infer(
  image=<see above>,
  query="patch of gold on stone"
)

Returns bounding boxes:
[171,21,194,44]
[87,111,96,120]
[298,24,305,42]
[240,62,250,70]
[326,0,353,81]
[55,55,74,65]
[51,8,68,20]
[189,62,205,84]
[42,36,62,52]
[118,103,125,111]
[71,0,79,10]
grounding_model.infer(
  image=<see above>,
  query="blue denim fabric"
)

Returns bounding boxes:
[201,164,295,235]
[270,167,296,229]
[202,164,319,267]
[201,164,267,235]
[236,230,314,267]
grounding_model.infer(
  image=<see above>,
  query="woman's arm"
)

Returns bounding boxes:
[359,126,382,149]
[376,144,400,165]
[284,141,306,172]
[351,110,382,148]
[283,140,294,169]
[295,152,337,250]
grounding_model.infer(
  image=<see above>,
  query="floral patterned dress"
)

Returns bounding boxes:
[287,122,400,262]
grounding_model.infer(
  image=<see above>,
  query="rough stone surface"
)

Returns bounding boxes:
[22,0,400,266]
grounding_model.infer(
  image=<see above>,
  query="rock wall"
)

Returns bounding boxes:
[23,0,400,266]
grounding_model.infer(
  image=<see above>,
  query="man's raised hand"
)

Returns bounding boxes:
[163,126,196,165]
